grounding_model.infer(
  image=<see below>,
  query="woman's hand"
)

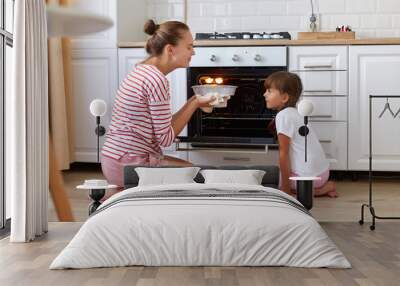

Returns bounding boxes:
[194,94,216,108]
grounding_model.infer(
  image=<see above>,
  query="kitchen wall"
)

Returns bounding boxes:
[146,0,400,39]
[117,0,149,42]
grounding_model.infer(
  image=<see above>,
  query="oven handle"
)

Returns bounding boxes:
[175,141,278,154]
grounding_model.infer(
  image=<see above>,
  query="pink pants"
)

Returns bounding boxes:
[280,169,330,191]
[101,153,162,188]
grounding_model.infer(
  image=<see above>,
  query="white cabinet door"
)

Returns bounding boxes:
[303,96,347,121]
[163,68,188,160]
[70,0,117,49]
[72,49,118,162]
[118,48,147,84]
[289,46,348,71]
[294,70,347,96]
[310,122,348,170]
[349,45,400,171]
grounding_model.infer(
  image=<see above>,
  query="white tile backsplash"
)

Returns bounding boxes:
[147,0,400,39]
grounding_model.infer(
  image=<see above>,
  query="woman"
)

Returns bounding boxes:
[101,19,214,188]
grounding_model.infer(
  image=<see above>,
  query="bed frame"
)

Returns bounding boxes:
[123,165,280,189]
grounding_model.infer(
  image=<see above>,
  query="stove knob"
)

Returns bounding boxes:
[232,54,240,62]
[243,34,251,39]
[254,54,262,62]
[210,54,217,62]
[263,34,271,39]
[253,34,262,39]
[271,34,282,39]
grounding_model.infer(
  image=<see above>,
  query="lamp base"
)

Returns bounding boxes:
[296,180,313,210]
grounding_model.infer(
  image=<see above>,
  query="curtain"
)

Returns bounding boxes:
[10,0,49,242]
[47,0,74,170]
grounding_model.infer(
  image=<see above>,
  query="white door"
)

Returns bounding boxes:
[72,49,118,162]
[349,45,400,171]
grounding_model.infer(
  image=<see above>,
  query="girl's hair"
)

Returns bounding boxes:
[144,19,190,57]
[264,71,303,107]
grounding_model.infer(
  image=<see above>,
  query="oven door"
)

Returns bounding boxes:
[185,67,284,147]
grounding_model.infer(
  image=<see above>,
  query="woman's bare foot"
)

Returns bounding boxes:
[314,181,337,198]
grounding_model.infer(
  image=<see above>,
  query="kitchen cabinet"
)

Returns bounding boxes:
[289,46,348,71]
[71,49,118,162]
[289,46,348,170]
[70,0,118,162]
[349,45,400,171]
[310,122,347,170]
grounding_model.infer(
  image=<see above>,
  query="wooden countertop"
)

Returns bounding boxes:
[119,38,400,48]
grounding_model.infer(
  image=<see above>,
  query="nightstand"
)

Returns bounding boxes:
[77,180,117,215]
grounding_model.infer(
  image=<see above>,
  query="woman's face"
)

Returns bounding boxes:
[264,87,288,110]
[168,30,195,68]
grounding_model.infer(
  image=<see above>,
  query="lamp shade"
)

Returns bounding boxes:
[46,4,113,37]
[298,99,314,117]
[90,99,107,117]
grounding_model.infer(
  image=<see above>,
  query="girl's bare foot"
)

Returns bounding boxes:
[327,190,339,198]
[314,181,337,198]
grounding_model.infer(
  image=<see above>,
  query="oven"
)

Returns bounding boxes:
[178,46,288,149]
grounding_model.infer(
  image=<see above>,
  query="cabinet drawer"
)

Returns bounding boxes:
[310,122,348,170]
[188,149,279,166]
[289,46,348,71]
[304,96,347,121]
[294,70,347,96]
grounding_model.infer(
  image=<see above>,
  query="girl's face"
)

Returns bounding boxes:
[167,30,195,68]
[263,87,289,110]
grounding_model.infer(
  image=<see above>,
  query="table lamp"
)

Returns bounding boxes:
[290,99,319,210]
[90,99,107,162]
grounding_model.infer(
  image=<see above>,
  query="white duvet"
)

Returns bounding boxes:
[50,183,351,269]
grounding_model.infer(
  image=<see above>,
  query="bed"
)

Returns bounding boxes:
[50,165,350,269]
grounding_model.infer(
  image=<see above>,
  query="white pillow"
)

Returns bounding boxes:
[200,169,266,185]
[135,167,201,186]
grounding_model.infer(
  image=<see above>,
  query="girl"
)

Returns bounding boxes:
[101,19,214,188]
[264,71,338,198]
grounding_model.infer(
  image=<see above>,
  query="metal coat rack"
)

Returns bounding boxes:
[359,95,400,230]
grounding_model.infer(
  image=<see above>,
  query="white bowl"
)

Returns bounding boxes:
[192,85,237,108]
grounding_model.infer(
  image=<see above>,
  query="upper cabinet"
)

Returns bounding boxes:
[349,45,400,171]
[71,49,118,162]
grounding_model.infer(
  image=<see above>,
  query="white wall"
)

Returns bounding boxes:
[118,0,149,42]
[147,0,400,39]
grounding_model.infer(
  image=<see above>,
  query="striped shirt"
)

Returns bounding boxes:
[101,64,175,160]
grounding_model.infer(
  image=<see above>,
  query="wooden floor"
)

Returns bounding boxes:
[1,222,400,286]
[1,165,399,286]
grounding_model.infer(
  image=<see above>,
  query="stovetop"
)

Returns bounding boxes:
[195,32,291,40]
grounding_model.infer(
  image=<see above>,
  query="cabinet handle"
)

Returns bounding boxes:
[303,89,333,92]
[319,140,332,144]
[223,157,251,162]
[303,64,333,69]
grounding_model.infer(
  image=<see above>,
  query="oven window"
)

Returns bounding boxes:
[188,67,284,142]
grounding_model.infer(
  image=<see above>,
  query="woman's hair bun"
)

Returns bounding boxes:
[144,19,159,36]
